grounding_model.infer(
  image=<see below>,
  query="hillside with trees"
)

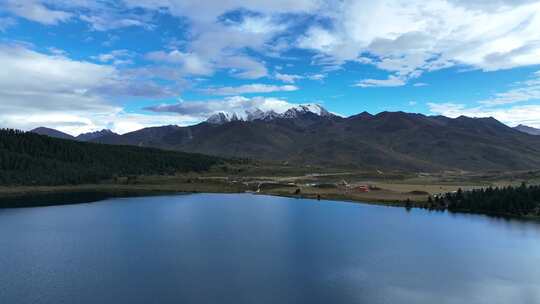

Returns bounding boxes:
[433,184,540,217]
[0,129,225,186]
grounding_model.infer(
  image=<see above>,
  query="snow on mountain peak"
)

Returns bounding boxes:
[282,104,333,118]
[206,104,334,124]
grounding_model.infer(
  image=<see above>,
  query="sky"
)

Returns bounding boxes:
[1,0,540,135]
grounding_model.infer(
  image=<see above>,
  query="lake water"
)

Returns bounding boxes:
[1,193,539,304]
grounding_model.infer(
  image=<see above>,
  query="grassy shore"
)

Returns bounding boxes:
[3,169,533,210]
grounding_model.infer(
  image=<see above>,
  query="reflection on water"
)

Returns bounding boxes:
[0,193,539,304]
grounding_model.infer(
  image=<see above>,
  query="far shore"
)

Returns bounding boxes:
[1,171,538,220]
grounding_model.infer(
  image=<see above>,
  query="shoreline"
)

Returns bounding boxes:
[2,183,539,220]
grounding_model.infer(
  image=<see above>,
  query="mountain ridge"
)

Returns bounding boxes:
[206,103,337,124]
[514,124,540,135]
[30,127,75,140]
[76,129,119,141]
[89,110,540,172]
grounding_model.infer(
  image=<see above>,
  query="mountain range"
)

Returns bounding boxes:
[514,124,540,136]
[31,127,119,142]
[206,104,335,124]
[30,105,540,172]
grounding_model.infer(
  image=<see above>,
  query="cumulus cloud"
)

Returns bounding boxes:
[136,6,304,80]
[355,75,407,88]
[122,0,319,23]
[298,0,540,84]
[6,0,540,85]
[4,0,72,25]
[428,102,540,128]
[428,71,540,127]
[0,17,16,32]
[146,48,268,79]
[4,0,540,132]
[79,13,154,31]
[274,72,303,83]
[307,73,327,81]
[3,0,156,30]
[92,49,135,66]
[218,55,268,79]
[479,71,540,106]
[145,50,213,76]
[0,44,184,134]
[145,96,303,118]
[203,84,298,95]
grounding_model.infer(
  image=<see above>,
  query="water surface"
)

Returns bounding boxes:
[1,193,539,304]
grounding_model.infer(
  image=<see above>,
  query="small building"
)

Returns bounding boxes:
[352,185,370,193]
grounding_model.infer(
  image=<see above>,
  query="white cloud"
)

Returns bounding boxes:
[428,102,540,128]
[307,73,327,81]
[146,50,267,79]
[0,44,184,135]
[413,82,428,87]
[427,68,540,127]
[228,14,287,34]
[4,0,156,30]
[0,108,191,136]
[218,55,268,79]
[428,70,540,127]
[6,0,540,85]
[92,49,134,66]
[4,0,72,25]
[298,0,540,84]
[46,46,67,56]
[123,0,319,23]
[203,84,298,95]
[79,14,153,31]
[145,96,305,118]
[298,26,342,54]
[4,0,540,132]
[132,2,316,79]
[0,44,116,100]
[479,71,540,106]
[146,50,214,75]
[355,75,407,88]
[274,72,303,83]
[0,17,16,32]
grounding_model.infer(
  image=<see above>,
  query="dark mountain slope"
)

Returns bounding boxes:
[0,129,224,186]
[514,124,540,135]
[337,114,540,171]
[91,111,540,172]
[76,129,118,141]
[30,127,75,140]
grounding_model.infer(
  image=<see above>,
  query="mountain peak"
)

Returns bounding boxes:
[514,124,540,135]
[281,104,334,119]
[30,127,75,140]
[206,112,241,124]
[76,129,118,141]
[206,104,334,124]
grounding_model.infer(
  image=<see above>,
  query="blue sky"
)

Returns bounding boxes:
[1,0,540,134]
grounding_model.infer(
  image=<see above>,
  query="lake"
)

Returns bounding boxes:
[1,193,539,304]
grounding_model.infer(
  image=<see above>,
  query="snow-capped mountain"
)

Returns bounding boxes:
[281,104,334,119]
[206,104,335,124]
[206,112,242,124]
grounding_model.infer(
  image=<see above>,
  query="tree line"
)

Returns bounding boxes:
[430,183,540,217]
[0,129,225,186]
